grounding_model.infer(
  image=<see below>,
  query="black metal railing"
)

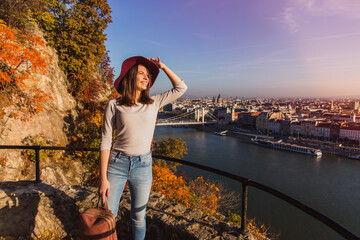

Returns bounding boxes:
[0,145,98,183]
[0,145,359,240]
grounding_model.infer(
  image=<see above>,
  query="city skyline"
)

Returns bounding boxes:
[105,0,360,98]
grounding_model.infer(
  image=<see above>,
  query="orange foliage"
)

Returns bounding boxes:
[188,176,221,215]
[83,78,103,102]
[248,218,269,239]
[152,164,221,215]
[0,20,52,120]
[108,87,120,100]
[67,100,108,186]
[82,108,104,129]
[152,164,191,206]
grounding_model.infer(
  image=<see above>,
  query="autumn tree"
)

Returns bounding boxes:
[33,0,113,102]
[0,0,41,28]
[152,164,191,206]
[0,0,114,158]
[0,0,114,119]
[153,137,188,171]
[0,20,52,120]
[188,176,221,215]
[1,0,114,103]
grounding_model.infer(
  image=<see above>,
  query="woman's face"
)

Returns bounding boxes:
[136,65,150,91]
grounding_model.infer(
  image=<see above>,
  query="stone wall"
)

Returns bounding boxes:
[0,181,254,240]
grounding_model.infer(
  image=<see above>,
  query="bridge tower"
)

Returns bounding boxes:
[202,107,205,125]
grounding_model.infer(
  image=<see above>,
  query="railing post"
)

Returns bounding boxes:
[35,145,41,183]
[241,182,249,235]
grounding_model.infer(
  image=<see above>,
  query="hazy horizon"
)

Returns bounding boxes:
[172,93,360,99]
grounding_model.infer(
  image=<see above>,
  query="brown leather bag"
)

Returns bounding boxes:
[80,197,117,240]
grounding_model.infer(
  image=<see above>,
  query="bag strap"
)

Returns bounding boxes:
[97,196,109,210]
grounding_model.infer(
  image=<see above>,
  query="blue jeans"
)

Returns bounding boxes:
[107,150,152,240]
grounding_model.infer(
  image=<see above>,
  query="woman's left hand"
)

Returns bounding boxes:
[148,57,182,84]
[147,57,166,69]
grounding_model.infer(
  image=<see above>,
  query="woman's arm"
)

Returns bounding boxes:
[99,150,110,204]
[148,57,182,86]
[148,57,188,108]
[98,100,115,204]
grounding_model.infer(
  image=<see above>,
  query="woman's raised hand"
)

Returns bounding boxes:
[147,57,166,69]
[148,57,182,84]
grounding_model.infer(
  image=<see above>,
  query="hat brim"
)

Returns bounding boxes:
[114,56,160,92]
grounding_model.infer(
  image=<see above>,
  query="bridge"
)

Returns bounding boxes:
[156,108,218,126]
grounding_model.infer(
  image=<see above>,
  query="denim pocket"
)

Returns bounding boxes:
[139,153,152,167]
[109,150,119,163]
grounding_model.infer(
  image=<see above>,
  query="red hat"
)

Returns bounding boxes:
[114,56,159,92]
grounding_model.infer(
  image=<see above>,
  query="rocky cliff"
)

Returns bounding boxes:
[0,24,85,184]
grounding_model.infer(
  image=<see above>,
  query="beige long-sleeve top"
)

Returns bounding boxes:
[99,80,187,155]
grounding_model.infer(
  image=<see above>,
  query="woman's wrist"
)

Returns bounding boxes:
[100,175,108,182]
[160,63,167,70]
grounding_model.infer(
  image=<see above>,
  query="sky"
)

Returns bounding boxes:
[104,0,360,98]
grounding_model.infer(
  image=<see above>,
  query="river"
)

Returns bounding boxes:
[154,126,360,240]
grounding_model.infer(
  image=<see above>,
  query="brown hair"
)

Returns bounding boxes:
[116,64,154,106]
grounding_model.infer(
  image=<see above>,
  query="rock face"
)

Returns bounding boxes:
[0,181,92,238]
[0,24,77,146]
[0,24,84,183]
[0,181,254,240]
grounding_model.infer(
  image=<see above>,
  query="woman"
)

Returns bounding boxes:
[99,56,187,240]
